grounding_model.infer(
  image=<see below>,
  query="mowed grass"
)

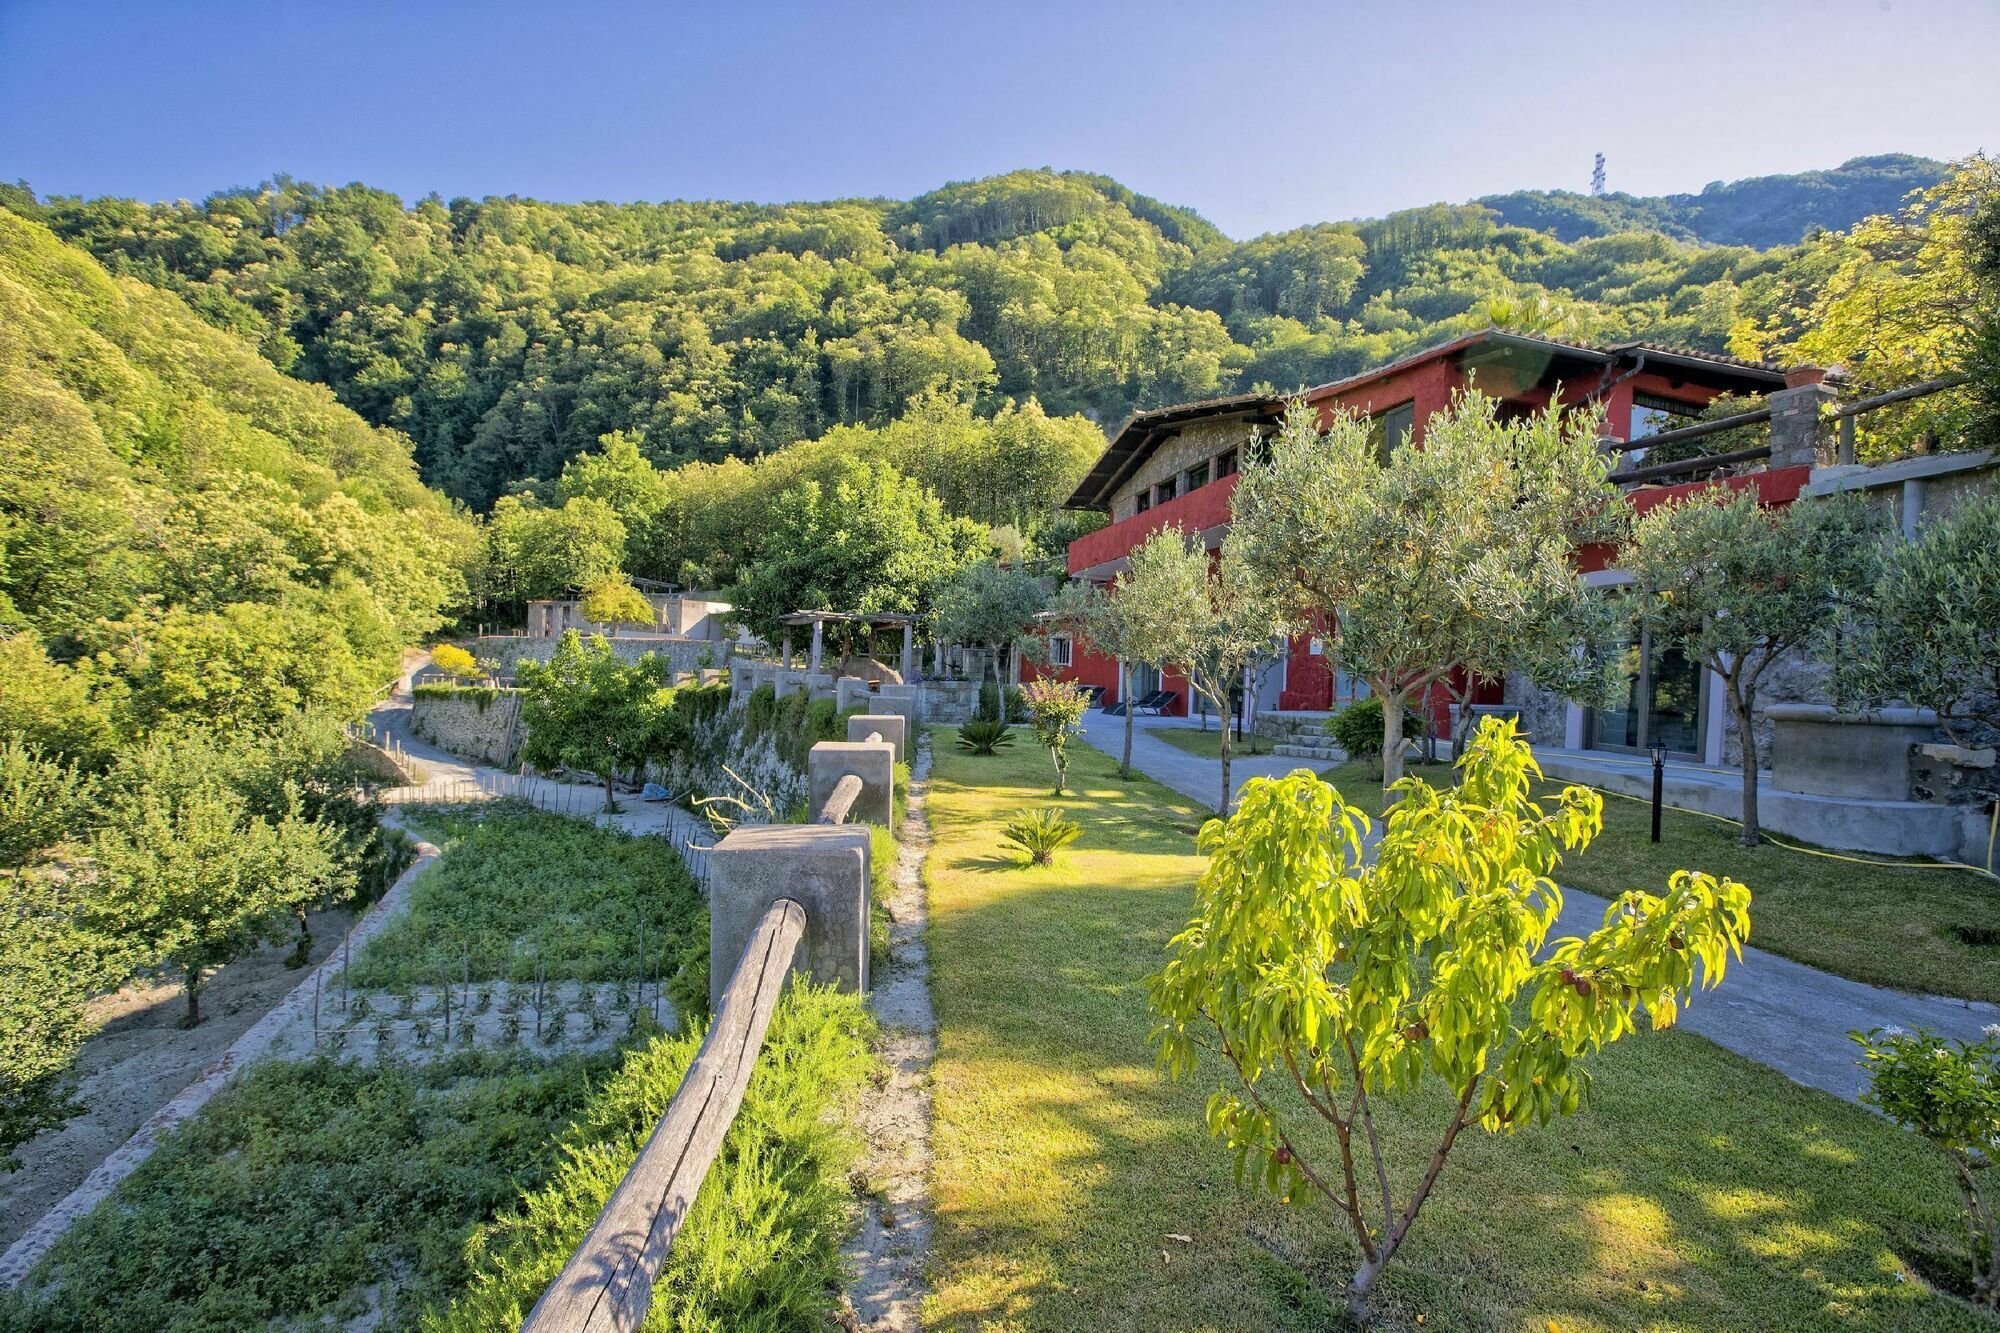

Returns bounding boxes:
[924,728,1988,1331]
[1147,725,1270,759]
[1314,757,2000,1004]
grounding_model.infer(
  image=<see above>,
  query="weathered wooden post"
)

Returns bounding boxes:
[901,621,914,681]
[809,617,824,672]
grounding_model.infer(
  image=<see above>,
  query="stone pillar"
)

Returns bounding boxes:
[782,630,794,670]
[901,623,915,681]
[847,712,907,763]
[835,675,872,713]
[810,619,824,672]
[808,739,895,827]
[1766,382,1837,470]
[707,824,869,1011]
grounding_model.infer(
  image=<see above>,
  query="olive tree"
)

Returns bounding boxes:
[1115,527,1291,814]
[1230,394,1624,797]
[1621,488,1886,843]
[1841,493,2000,746]
[933,562,1048,724]
[1149,718,1751,1320]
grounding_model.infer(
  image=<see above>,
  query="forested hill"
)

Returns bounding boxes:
[1479,154,1946,249]
[0,155,1948,509]
[0,207,475,752]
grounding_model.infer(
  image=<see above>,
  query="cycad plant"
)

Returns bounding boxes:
[1001,807,1082,866]
[954,720,1015,756]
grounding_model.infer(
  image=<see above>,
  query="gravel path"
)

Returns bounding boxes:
[840,734,937,1331]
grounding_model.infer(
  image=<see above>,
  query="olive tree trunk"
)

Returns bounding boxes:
[1119,662,1134,779]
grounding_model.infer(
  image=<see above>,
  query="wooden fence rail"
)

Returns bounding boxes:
[520,897,806,1333]
[521,730,882,1331]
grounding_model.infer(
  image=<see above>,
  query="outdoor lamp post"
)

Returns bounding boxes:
[1650,738,1666,843]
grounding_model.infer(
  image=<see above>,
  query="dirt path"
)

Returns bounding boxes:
[0,902,357,1249]
[840,734,937,1330]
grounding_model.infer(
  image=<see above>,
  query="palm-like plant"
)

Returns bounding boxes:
[1001,806,1082,866]
[955,720,1015,755]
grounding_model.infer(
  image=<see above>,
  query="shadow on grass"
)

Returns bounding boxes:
[917,728,1988,1333]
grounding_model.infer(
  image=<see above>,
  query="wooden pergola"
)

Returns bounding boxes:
[776,610,919,679]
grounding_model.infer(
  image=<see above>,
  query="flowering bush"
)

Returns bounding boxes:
[1851,1024,2000,1307]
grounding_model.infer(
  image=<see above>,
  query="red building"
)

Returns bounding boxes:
[1042,329,1793,726]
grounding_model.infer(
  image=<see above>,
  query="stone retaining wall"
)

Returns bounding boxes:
[476,634,726,677]
[410,690,522,767]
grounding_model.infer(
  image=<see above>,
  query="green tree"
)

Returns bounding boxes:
[0,741,91,870]
[431,643,479,681]
[932,562,1049,725]
[1019,677,1091,796]
[1035,579,1140,778]
[1149,719,1751,1320]
[481,495,627,617]
[88,738,342,1025]
[1230,394,1622,796]
[1840,493,2000,745]
[0,875,126,1167]
[579,574,658,630]
[1113,528,1290,814]
[727,458,988,646]
[516,631,670,812]
[1622,488,1886,843]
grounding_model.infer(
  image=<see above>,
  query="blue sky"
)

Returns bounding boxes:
[3,0,1995,237]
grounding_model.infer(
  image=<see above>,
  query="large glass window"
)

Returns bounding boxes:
[1588,605,1706,757]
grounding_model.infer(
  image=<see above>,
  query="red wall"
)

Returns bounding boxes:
[1068,472,1240,576]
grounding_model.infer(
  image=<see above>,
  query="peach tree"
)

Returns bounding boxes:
[1019,677,1091,795]
[1148,717,1751,1320]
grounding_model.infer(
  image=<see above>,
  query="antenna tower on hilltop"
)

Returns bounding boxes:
[1591,153,1607,197]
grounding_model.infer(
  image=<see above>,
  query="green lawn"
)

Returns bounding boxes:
[1312,758,2000,1004]
[1147,725,1270,759]
[924,728,1989,1330]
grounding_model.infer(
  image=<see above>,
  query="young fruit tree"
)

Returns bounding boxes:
[1115,527,1291,815]
[1850,1024,2000,1309]
[87,745,341,1026]
[1621,487,1886,843]
[517,630,672,812]
[1034,579,1141,779]
[1230,393,1625,799]
[1019,677,1092,796]
[1840,493,2000,746]
[933,561,1048,725]
[1149,718,1751,1320]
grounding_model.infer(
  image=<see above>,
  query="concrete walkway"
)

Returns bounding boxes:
[1079,719,1999,1105]
[1078,711,1303,813]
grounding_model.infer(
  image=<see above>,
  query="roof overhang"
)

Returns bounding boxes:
[1063,393,1277,512]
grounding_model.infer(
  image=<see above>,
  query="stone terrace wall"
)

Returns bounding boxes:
[477,634,726,677]
[410,690,522,767]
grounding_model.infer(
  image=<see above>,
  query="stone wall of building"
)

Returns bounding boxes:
[410,689,522,767]
[1719,649,1832,769]
[1502,673,1571,747]
[1108,418,1257,523]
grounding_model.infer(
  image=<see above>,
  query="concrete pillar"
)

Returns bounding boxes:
[1766,382,1837,470]
[707,824,869,1011]
[808,740,895,828]
[782,630,794,670]
[810,619,824,672]
[806,671,836,702]
[901,623,915,681]
[835,676,872,713]
[847,713,907,763]
[774,670,798,700]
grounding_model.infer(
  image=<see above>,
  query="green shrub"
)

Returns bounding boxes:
[1001,807,1083,866]
[955,720,1015,755]
[1324,697,1427,764]
[974,682,1027,723]
[0,1049,616,1333]
[413,682,512,712]
[424,987,876,1332]
[346,809,701,987]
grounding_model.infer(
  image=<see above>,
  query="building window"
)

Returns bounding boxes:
[1367,401,1415,460]
[1183,459,1210,491]
[1214,448,1238,478]
[1154,477,1177,506]
[1134,491,1151,514]
[1049,635,1072,668]
[1629,395,1694,440]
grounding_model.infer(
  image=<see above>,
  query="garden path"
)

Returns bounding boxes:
[1077,718,2000,1104]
